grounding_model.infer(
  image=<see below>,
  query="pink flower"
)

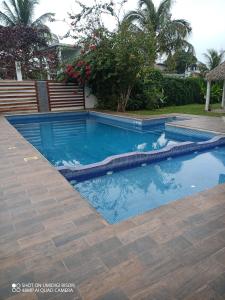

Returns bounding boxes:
[89,45,96,50]
[66,64,73,72]
[77,60,85,67]
[71,71,80,79]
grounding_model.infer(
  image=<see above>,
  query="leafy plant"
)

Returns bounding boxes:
[165,49,197,74]
[210,83,223,103]
[161,77,205,106]
[128,74,206,110]
[63,1,156,112]
[0,0,55,39]
[0,25,59,79]
[142,68,166,109]
[123,0,193,56]
[203,49,225,70]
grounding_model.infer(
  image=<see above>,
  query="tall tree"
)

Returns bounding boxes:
[123,0,193,56]
[203,49,225,70]
[0,25,59,79]
[166,49,197,74]
[0,0,54,34]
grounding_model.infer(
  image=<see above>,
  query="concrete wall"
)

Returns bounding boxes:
[85,86,97,109]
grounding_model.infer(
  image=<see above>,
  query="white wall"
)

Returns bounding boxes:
[85,86,97,109]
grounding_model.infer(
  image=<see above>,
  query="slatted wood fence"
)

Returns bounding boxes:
[0,80,86,114]
[0,81,39,113]
[47,82,85,111]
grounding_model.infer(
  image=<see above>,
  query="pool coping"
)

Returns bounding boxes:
[166,121,225,135]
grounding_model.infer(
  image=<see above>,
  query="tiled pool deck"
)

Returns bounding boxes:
[0,113,225,300]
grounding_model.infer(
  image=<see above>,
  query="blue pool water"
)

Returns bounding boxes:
[74,147,225,223]
[9,113,210,168]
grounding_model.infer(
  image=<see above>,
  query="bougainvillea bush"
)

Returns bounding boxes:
[61,25,155,111]
[62,61,91,85]
[58,0,156,112]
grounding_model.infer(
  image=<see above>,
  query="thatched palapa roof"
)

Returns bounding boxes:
[206,61,225,81]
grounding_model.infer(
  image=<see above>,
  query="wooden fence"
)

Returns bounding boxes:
[0,80,39,113]
[47,81,85,111]
[0,80,85,114]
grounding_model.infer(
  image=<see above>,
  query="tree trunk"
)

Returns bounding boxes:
[117,102,125,112]
[117,87,132,112]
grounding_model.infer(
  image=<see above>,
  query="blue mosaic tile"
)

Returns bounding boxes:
[60,135,225,182]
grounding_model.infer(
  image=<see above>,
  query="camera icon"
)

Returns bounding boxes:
[12,283,21,293]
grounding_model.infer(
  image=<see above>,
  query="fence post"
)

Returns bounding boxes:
[83,86,85,110]
[15,61,23,81]
[36,81,50,112]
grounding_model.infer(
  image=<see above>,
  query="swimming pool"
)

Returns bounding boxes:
[74,147,225,223]
[8,111,225,224]
[8,111,212,168]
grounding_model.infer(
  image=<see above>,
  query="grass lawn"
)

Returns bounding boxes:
[128,103,225,117]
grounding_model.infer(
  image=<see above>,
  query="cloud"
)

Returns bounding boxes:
[171,0,225,60]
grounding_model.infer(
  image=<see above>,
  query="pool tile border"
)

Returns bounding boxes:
[59,135,225,181]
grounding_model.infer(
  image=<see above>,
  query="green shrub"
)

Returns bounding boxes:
[143,68,166,109]
[96,94,118,110]
[127,96,146,110]
[161,77,205,106]
[89,66,215,110]
[128,68,166,110]
[128,70,206,110]
[210,83,223,103]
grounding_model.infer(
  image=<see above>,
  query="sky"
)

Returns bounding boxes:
[24,0,225,61]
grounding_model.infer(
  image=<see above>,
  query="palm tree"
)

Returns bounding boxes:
[0,0,54,32]
[203,49,225,70]
[123,0,192,56]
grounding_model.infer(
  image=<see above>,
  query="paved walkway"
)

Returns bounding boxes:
[172,114,225,134]
[97,110,225,134]
[213,109,225,114]
[0,114,225,300]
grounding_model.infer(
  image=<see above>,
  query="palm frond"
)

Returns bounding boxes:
[155,0,172,31]
[32,12,55,26]
[181,40,195,54]
[121,18,143,33]
[172,19,192,35]
[157,0,172,17]
[166,19,191,41]
[204,49,225,70]
[2,1,17,24]
[138,0,157,29]
[123,9,146,28]
[138,0,155,13]
[8,0,20,20]
[15,0,39,25]
[0,11,15,25]
[50,33,59,43]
